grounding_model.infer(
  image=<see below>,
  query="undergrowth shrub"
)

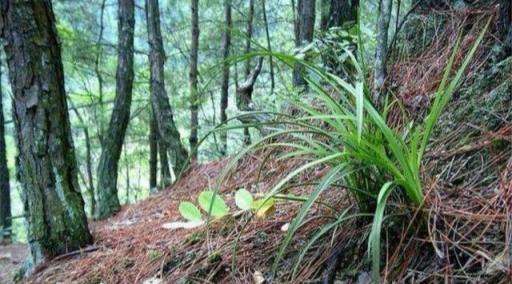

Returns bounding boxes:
[198,18,490,283]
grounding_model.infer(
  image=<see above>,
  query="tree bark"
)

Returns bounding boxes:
[69,102,96,216]
[325,0,359,29]
[0,0,92,270]
[149,111,158,190]
[373,0,392,106]
[293,0,316,87]
[220,0,232,155]
[94,0,107,145]
[245,0,255,78]
[0,61,11,243]
[158,139,171,188]
[498,0,512,54]
[262,0,275,93]
[146,0,189,174]
[96,0,135,219]
[189,0,200,160]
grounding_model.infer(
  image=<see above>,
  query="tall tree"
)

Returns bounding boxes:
[96,0,135,219]
[220,0,232,155]
[293,0,316,87]
[149,113,158,190]
[0,0,92,268]
[498,0,512,53]
[159,140,172,187]
[245,0,255,78]
[146,0,189,174]
[189,0,200,160]
[373,0,392,106]
[0,61,11,243]
[261,0,275,93]
[322,0,359,30]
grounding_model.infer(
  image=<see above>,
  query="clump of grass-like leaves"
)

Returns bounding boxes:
[203,18,489,282]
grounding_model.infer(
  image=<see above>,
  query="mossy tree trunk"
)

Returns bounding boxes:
[0,0,92,270]
[373,0,392,106]
[96,0,135,219]
[0,62,11,243]
[146,0,189,175]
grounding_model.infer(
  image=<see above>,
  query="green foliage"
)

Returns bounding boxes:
[198,191,229,218]
[234,188,253,211]
[211,17,490,282]
[178,202,203,222]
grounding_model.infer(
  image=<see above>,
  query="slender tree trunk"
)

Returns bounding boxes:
[146,0,189,174]
[159,140,171,188]
[262,0,275,93]
[189,0,200,160]
[0,62,11,243]
[220,0,232,155]
[373,0,392,106]
[149,112,158,190]
[96,0,135,219]
[293,0,316,87]
[69,102,95,216]
[124,150,130,204]
[245,0,255,78]
[84,128,95,216]
[0,0,92,270]
[94,0,107,145]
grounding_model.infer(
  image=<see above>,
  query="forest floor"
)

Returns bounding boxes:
[0,243,28,284]
[9,7,512,284]
[23,155,345,284]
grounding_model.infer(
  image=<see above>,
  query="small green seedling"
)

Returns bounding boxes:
[164,190,229,230]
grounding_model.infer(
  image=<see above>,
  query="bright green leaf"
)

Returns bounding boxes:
[235,188,254,211]
[178,201,203,222]
[198,191,229,219]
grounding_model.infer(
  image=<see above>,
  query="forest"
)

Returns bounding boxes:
[0,0,511,283]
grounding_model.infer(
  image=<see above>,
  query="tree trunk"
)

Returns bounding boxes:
[325,0,358,29]
[189,0,200,160]
[149,112,158,190]
[262,0,275,93]
[96,0,135,219]
[373,0,392,106]
[245,0,255,78]
[146,0,189,174]
[159,140,171,188]
[293,0,316,87]
[498,0,512,54]
[94,0,107,145]
[84,128,95,216]
[220,0,232,155]
[0,62,11,243]
[69,102,95,216]
[0,0,92,270]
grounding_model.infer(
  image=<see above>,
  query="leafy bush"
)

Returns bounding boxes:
[210,18,489,282]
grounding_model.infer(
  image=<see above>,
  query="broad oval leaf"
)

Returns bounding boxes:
[252,197,275,219]
[179,201,203,222]
[235,188,254,211]
[198,191,229,218]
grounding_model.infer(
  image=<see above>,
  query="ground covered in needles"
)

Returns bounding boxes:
[20,8,512,284]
